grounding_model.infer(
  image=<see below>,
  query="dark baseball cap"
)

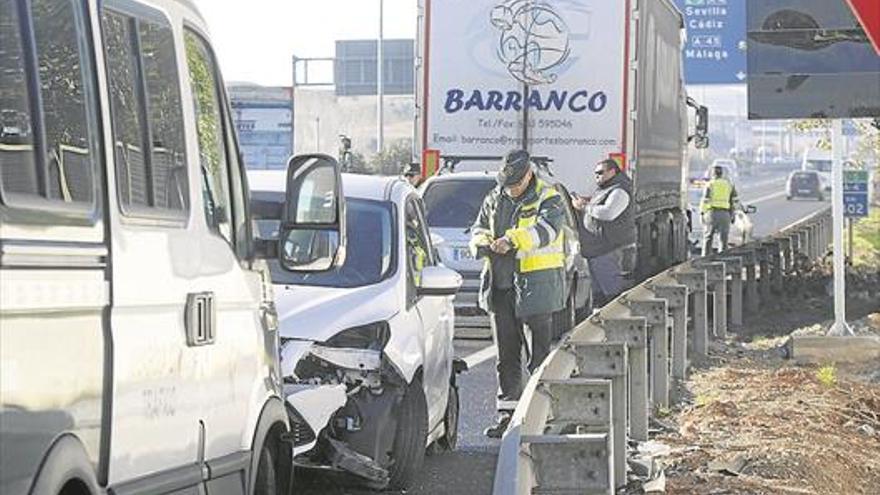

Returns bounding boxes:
[497,149,531,186]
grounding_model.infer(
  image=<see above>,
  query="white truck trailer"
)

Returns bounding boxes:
[415,0,708,277]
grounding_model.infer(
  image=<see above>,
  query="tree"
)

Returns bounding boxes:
[368,139,414,176]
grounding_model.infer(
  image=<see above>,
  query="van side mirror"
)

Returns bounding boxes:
[278,154,346,272]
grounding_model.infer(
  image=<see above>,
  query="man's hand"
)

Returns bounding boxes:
[490,237,513,255]
[572,195,590,211]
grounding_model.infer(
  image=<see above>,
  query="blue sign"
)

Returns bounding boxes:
[674,0,747,85]
[844,193,869,218]
[843,169,869,218]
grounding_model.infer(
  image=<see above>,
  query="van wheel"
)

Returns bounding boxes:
[437,383,460,451]
[254,442,277,495]
[387,379,428,490]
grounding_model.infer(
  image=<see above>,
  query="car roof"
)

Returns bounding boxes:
[247,170,406,202]
[425,171,497,183]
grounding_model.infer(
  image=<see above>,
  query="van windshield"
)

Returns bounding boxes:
[805,159,832,172]
[253,193,396,288]
[423,179,496,229]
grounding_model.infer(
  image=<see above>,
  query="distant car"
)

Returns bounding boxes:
[786,170,824,201]
[801,147,832,191]
[687,186,756,253]
[420,170,592,330]
[250,172,463,490]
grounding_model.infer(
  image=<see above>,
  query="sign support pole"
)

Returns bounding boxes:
[829,120,853,336]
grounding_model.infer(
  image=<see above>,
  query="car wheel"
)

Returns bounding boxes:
[437,383,460,451]
[786,195,792,200]
[254,441,278,495]
[387,378,428,490]
[817,193,824,201]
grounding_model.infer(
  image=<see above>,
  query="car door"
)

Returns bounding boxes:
[182,27,274,483]
[100,3,206,487]
[403,196,453,429]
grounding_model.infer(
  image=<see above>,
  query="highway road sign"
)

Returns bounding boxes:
[674,0,747,85]
[843,169,869,218]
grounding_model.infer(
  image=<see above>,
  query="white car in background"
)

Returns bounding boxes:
[249,171,463,490]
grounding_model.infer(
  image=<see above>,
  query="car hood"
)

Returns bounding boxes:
[274,281,399,342]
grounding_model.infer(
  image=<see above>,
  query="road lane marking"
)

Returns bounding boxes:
[745,190,786,204]
[463,344,497,369]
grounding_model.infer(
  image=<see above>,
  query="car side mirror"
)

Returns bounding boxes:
[278,154,347,272]
[417,266,462,297]
[687,98,710,149]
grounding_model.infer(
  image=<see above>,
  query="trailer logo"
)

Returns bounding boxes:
[490,0,571,85]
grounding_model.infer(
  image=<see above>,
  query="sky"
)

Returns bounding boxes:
[197,0,417,87]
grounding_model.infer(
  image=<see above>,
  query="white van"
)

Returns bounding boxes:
[0,1,346,494]
[801,147,833,191]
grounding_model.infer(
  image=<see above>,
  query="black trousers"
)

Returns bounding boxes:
[490,288,553,412]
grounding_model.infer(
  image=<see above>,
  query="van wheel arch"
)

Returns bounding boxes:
[249,397,292,495]
[29,434,100,495]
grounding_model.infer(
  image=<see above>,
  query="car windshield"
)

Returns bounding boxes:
[805,159,832,172]
[254,193,396,288]
[423,179,496,228]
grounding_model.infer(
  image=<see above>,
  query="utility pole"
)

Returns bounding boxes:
[377,0,385,154]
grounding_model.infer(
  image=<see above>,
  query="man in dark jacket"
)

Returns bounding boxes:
[470,149,567,438]
[573,159,636,307]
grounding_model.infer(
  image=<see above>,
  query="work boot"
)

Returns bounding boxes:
[484,411,512,439]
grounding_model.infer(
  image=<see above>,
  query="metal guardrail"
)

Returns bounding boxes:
[493,206,834,494]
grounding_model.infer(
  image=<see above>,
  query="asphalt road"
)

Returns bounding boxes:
[296,167,830,495]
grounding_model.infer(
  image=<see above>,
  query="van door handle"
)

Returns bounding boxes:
[185,292,215,346]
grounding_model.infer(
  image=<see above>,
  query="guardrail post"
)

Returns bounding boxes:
[756,245,771,302]
[778,237,793,277]
[796,230,809,260]
[719,257,743,331]
[694,261,727,339]
[569,342,628,489]
[650,285,689,383]
[672,270,708,359]
[765,242,783,294]
[601,317,649,442]
[520,434,612,495]
[626,299,669,409]
[739,250,759,314]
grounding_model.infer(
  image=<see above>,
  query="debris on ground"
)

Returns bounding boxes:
[658,302,880,494]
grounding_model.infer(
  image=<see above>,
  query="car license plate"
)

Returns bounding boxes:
[798,189,811,194]
[452,247,472,261]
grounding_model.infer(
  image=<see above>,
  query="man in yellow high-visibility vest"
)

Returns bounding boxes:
[470,149,567,438]
[700,165,739,256]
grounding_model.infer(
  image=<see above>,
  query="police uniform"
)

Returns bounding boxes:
[700,174,738,256]
[470,150,566,437]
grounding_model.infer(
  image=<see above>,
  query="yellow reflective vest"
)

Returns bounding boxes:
[503,181,565,273]
[700,178,734,212]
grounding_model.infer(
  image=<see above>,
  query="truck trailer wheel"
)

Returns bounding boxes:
[387,378,428,490]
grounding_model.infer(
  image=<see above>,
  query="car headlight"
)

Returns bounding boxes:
[323,321,391,351]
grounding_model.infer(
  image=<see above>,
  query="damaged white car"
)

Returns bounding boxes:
[249,170,464,490]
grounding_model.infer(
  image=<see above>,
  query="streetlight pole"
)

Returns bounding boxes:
[377,0,385,154]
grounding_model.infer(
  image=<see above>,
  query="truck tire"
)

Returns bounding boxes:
[387,379,428,490]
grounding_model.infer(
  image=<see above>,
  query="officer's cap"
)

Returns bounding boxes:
[497,149,531,186]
